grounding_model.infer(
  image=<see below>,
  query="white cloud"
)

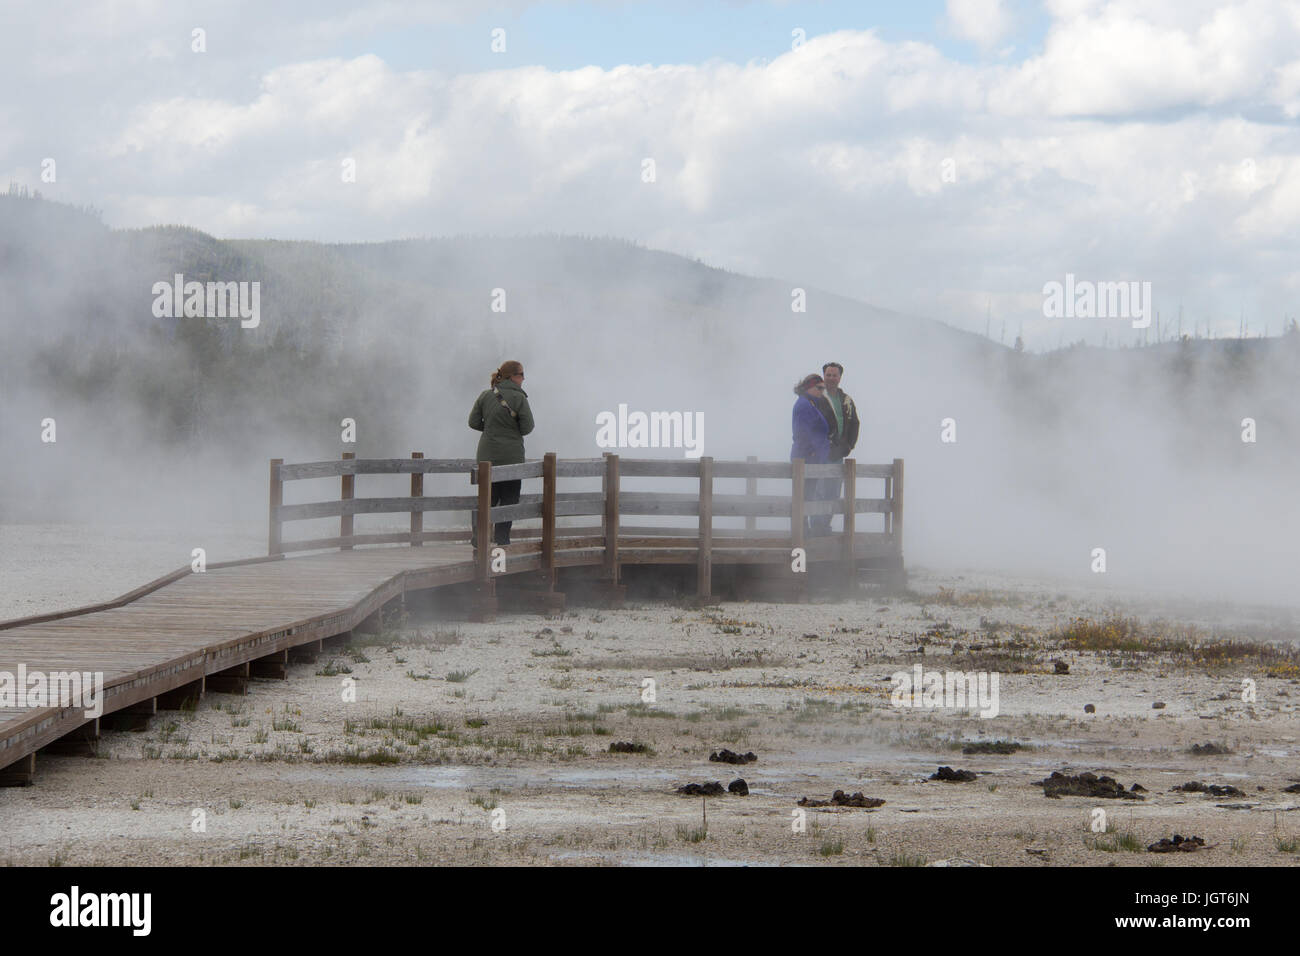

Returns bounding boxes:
[946,0,1014,50]
[4,1,1300,347]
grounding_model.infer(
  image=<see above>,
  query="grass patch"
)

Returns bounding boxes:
[930,587,1013,607]
[1057,616,1300,671]
[624,702,676,719]
[675,824,708,843]
[531,643,573,658]
[1087,831,1143,852]
[887,852,927,867]
[818,838,845,857]
[446,669,478,683]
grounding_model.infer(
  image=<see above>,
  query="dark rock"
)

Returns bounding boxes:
[1084,704,1096,714]
[709,748,757,765]
[1037,771,1144,799]
[1130,783,1147,793]
[1053,660,1069,675]
[1283,783,1300,793]
[608,741,649,754]
[676,781,725,796]
[930,766,978,782]
[1152,701,1166,709]
[1188,742,1232,756]
[728,778,749,795]
[962,740,1021,755]
[1172,781,1245,797]
[798,790,885,808]
[1147,834,1206,853]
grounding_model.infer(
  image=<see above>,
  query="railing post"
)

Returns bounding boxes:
[744,455,757,534]
[697,456,713,600]
[791,458,805,550]
[410,451,424,546]
[892,457,905,560]
[884,472,893,535]
[476,461,492,582]
[842,458,856,562]
[340,451,355,551]
[268,459,283,556]
[542,452,557,585]
[603,454,620,583]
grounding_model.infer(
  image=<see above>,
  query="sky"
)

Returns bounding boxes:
[3,0,1299,348]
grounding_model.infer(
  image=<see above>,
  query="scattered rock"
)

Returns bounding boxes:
[930,766,978,783]
[962,740,1021,755]
[1038,771,1144,800]
[1084,704,1096,714]
[1152,701,1166,709]
[728,778,749,796]
[709,748,757,765]
[1053,660,1069,675]
[1148,834,1207,853]
[608,741,649,754]
[1188,742,1232,756]
[1173,781,1245,797]
[798,790,885,808]
[676,782,725,796]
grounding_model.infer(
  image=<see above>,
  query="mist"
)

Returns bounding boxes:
[2,191,1296,608]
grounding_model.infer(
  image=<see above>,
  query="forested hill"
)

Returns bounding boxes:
[2,189,1297,497]
[0,190,999,453]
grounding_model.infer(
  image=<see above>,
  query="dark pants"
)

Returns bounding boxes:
[800,463,842,538]
[470,478,523,547]
[491,479,522,545]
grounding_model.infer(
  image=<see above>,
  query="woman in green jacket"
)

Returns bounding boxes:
[468,360,535,545]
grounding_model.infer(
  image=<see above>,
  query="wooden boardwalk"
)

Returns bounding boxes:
[0,453,903,785]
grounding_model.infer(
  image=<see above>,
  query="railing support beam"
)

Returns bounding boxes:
[341,451,355,550]
[268,458,283,556]
[410,451,423,546]
[697,456,713,600]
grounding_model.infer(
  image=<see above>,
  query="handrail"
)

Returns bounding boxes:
[268,453,905,596]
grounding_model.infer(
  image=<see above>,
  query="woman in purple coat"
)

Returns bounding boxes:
[791,373,834,536]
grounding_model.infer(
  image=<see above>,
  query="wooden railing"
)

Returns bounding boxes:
[268,453,904,593]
